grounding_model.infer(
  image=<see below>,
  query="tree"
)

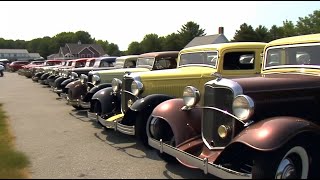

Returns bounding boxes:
[106,43,121,56]
[296,10,320,35]
[95,40,109,52]
[127,41,143,55]
[232,23,259,42]
[282,20,298,37]
[161,33,181,51]
[140,33,163,53]
[269,25,285,41]
[75,31,95,44]
[255,25,271,42]
[177,21,206,48]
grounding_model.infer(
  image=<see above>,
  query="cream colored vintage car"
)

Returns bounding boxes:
[101,42,266,146]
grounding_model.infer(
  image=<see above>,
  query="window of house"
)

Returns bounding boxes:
[87,54,91,58]
[81,54,86,58]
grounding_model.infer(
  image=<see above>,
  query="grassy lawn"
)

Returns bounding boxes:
[0,104,30,178]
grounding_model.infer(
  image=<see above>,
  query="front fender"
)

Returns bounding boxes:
[92,87,121,118]
[122,94,174,125]
[66,80,87,100]
[61,78,75,88]
[226,116,320,151]
[40,73,50,80]
[149,98,202,146]
[54,77,67,88]
[84,83,112,102]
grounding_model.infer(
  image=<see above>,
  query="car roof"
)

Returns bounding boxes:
[266,33,320,47]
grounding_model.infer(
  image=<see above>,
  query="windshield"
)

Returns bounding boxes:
[136,57,155,68]
[265,43,320,69]
[179,51,218,67]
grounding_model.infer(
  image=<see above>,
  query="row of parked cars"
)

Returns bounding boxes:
[17,33,320,179]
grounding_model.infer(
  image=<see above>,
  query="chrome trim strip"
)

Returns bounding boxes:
[148,137,251,179]
[116,122,135,135]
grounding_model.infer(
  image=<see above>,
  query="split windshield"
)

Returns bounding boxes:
[179,51,218,67]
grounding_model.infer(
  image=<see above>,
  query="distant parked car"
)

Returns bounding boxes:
[8,61,30,72]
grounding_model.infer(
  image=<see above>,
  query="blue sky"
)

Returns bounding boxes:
[0,1,319,51]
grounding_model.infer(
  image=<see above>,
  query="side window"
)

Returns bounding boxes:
[124,60,136,68]
[89,60,95,67]
[99,60,114,67]
[223,52,255,70]
[154,57,177,70]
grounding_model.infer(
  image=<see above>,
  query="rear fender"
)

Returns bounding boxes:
[92,87,121,118]
[149,98,202,145]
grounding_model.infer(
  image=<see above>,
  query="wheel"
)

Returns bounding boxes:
[135,113,151,147]
[149,117,178,163]
[252,143,310,179]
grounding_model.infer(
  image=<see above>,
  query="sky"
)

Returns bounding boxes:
[0,1,319,51]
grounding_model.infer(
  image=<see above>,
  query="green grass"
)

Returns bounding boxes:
[0,104,30,178]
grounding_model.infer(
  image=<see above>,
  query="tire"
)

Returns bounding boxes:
[135,113,150,147]
[252,143,310,179]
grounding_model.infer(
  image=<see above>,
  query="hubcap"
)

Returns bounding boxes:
[276,158,297,179]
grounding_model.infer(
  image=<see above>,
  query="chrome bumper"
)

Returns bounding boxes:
[79,99,90,109]
[116,122,135,135]
[67,98,80,106]
[60,93,68,100]
[102,114,135,135]
[53,88,63,93]
[148,137,251,179]
[87,111,98,121]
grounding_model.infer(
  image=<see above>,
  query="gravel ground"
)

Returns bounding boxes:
[0,72,216,179]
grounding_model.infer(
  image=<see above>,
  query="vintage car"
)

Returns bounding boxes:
[54,56,117,101]
[18,61,44,76]
[86,51,179,120]
[99,42,266,146]
[146,34,320,179]
[31,60,67,82]
[25,60,63,78]
[39,58,88,85]
[65,55,138,110]
[8,61,30,72]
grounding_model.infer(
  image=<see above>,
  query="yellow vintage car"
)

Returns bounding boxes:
[148,34,320,178]
[100,42,266,146]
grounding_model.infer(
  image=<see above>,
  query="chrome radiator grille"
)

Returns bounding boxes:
[202,84,234,148]
[121,77,136,113]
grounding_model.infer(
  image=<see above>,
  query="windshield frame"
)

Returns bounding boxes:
[264,42,320,70]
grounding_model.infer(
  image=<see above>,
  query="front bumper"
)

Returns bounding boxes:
[103,114,135,135]
[87,111,98,121]
[148,137,251,179]
[79,99,90,109]
[67,98,80,106]
[60,93,68,100]
[53,87,63,94]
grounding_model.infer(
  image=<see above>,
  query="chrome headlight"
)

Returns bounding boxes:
[80,74,88,84]
[232,95,254,121]
[112,78,122,92]
[182,86,200,108]
[131,80,143,96]
[62,71,69,78]
[92,74,101,85]
[71,72,78,79]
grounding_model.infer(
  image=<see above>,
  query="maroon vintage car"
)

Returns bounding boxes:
[8,60,30,72]
[147,33,320,179]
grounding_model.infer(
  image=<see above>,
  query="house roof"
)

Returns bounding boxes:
[184,34,229,48]
[28,53,41,58]
[0,49,29,53]
[65,43,105,55]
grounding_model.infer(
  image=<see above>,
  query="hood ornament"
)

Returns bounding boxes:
[211,72,222,81]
